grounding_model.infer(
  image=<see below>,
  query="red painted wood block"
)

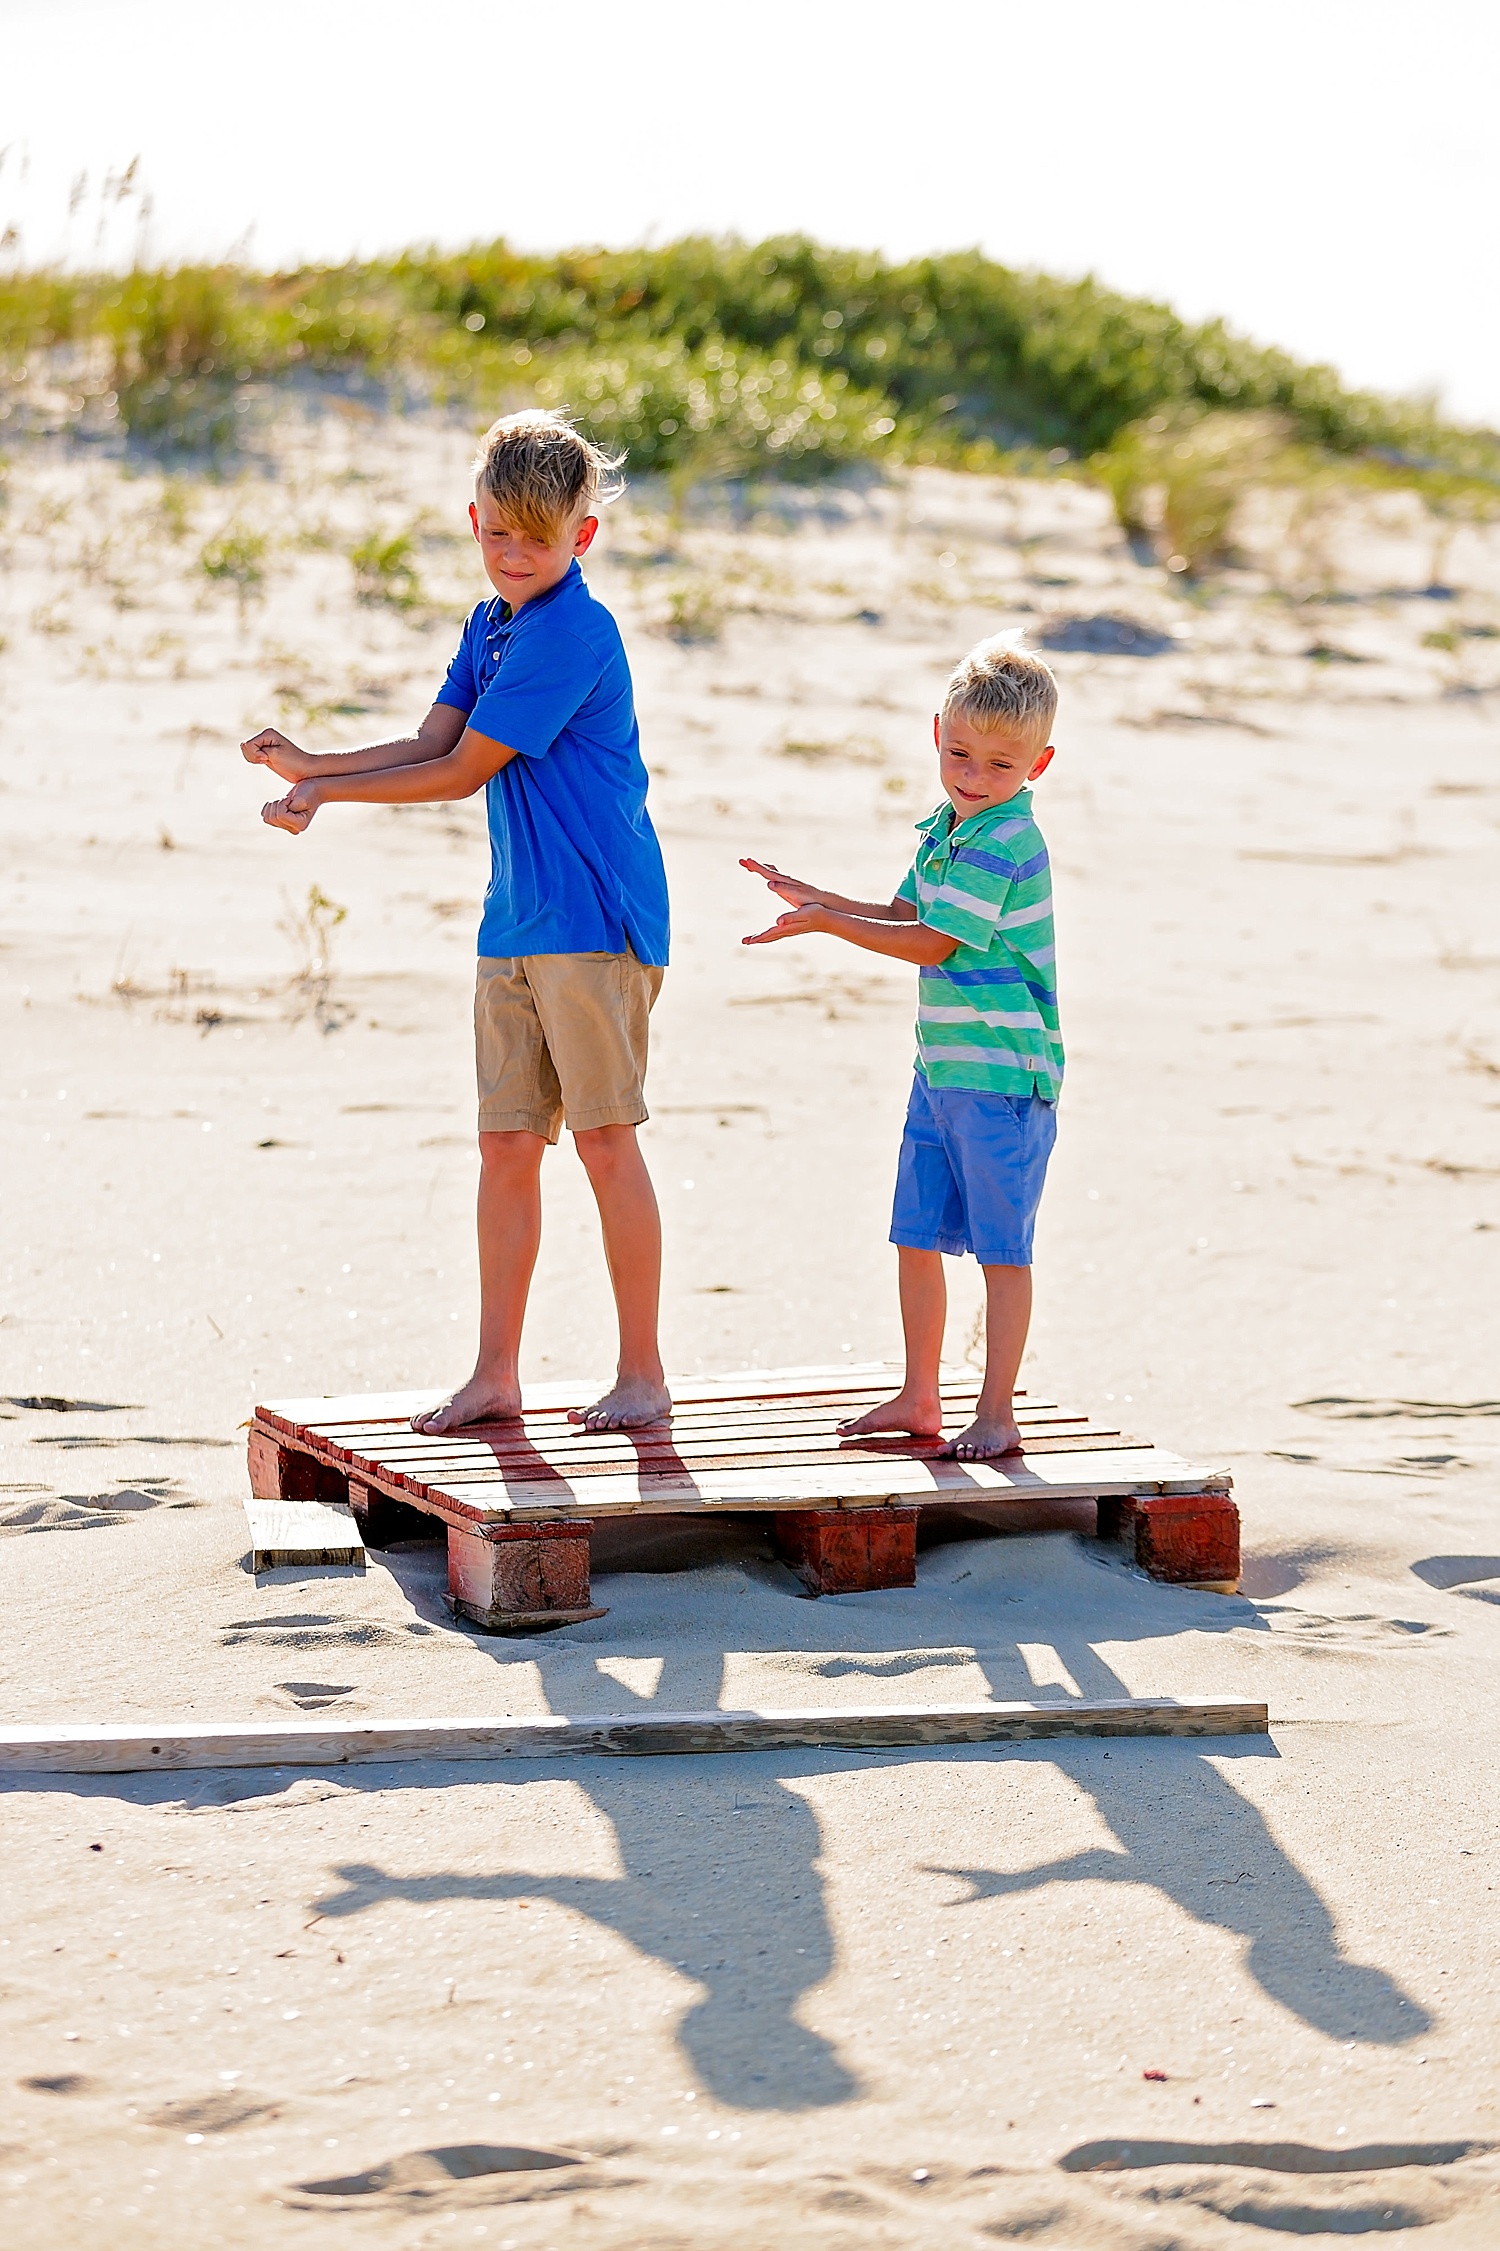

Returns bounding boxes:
[771,1508,918,1596]
[1100,1493,1240,1586]
[446,1520,603,1630]
[247,1427,347,1507]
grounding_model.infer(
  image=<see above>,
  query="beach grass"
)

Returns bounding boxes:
[2,236,1497,583]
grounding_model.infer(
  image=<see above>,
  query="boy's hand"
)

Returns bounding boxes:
[742,904,828,946]
[261,780,322,835]
[243,726,316,782]
[739,857,826,909]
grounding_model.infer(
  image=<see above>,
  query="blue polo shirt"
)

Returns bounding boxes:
[435,562,670,965]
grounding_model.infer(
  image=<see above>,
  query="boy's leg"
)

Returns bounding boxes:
[569,1124,670,1431]
[412,1131,546,1434]
[938,1089,1055,1460]
[522,952,670,1433]
[836,1245,947,1437]
[839,1074,962,1438]
[943,1263,1031,1459]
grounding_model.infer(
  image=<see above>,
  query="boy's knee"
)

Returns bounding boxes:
[478,1129,545,1176]
[572,1123,637,1174]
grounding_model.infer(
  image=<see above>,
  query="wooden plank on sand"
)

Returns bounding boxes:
[244,1500,364,1569]
[0,1696,1269,1774]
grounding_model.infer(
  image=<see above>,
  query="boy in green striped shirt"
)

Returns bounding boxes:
[742,635,1061,1459]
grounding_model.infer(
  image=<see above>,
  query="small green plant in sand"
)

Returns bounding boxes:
[263,645,384,730]
[153,478,196,544]
[71,514,142,610]
[198,524,269,618]
[1420,478,1500,590]
[657,574,727,644]
[349,527,422,609]
[280,883,350,1032]
[773,733,887,767]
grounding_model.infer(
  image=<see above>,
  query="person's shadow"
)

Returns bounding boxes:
[340,1518,1432,2107]
[936,1637,1428,2045]
[312,1760,854,2110]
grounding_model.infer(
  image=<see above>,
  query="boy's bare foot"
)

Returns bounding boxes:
[837,1391,944,1440]
[942,1414,1024,1461]
[568,1378,672,1432]
[410,1379,522,1436]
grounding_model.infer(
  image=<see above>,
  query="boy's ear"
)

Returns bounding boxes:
[468,500,481,542]
[933,713,941,749]
[1029,744,1056,779]
[573,515,600,558]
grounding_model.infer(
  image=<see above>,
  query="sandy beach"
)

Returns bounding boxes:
[2,414,1499,2245]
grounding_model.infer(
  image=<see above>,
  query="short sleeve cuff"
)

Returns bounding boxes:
[917,894,1001,949]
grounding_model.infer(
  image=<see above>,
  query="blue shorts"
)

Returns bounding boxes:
[890,1075,1057,1267]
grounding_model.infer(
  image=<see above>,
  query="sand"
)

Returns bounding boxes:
[2,413,1499,2246]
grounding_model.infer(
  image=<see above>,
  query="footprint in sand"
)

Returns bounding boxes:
[274,1680,361,1710]
[1412,1555,1500,1604]
[293,2143,585,2206]
[218,1614,407,1650]
[1293,1395,1500,1421]
[3,1395,136,1413]
[147,2091,281,2134]
[1247,1607,1451,1652]
[1061,2137,1500,2239]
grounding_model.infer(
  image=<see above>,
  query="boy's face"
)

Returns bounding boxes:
[935,711,1054,820]
[470,488,598,607]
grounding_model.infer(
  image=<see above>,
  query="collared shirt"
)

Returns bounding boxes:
[435,562,670,964]
[895,788,1063,1099]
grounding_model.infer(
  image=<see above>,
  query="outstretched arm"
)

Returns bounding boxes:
[243,702,468,785]
[743,902,958,966]
[261,722,517,834]
[739,856,916,922]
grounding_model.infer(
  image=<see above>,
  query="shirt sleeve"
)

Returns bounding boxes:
[468,627,603,760]
[914,839,1018,950]
[434,612,481,715]
[895,864,919,907]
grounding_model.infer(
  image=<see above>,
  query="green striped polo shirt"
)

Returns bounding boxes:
[895,788,1064,1099]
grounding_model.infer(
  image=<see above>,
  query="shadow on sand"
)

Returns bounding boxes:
[50,1520,1433,2112]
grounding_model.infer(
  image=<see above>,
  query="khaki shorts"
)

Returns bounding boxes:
[475,952,664,1142]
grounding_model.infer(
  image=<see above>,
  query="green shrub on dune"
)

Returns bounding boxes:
[1,234,1494,542]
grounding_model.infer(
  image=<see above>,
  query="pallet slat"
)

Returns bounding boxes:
[333,1424,1131,1481]
[409,1447,1230,1518]
[258,1364,995,1434]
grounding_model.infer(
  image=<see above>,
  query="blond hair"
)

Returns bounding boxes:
[943,633,1058,747]
[473,408,624,543]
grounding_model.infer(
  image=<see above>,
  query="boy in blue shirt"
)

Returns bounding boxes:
[245,411,672,1435]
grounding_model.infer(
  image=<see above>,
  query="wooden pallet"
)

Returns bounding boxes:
[248,1366,1238,1629]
